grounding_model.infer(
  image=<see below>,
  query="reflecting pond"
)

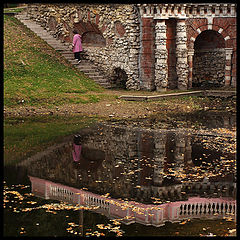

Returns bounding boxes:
[4,120,236,237]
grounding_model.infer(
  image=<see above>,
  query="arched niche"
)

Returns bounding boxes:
[192,30,226,88]
[81,31,106,47]
[111,68,128,89]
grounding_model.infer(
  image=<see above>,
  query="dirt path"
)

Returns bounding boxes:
[4,98,160,119]
[4,89,236,119]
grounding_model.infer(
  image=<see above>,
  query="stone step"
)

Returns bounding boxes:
[22,24,42,29]
[62,55,75,60]
[60,50,74,55]
[77,68,100,74]
[88,75,106,80]
[49,45,69,50]
[47,42,67,47]
[37,34,54,38]
[24,24,42,29]
[40,37,60,41]
[15,15,29,20]
[45,40,63,45]
[75,65,97,70]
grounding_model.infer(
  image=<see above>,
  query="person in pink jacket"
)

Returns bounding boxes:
[72,29,83,63]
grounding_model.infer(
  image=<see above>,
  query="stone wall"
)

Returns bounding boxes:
[193,49,226,87]
[26,3,237,90]
[175,20,189,90]
[154,20,168,91]
[27,4,141,90]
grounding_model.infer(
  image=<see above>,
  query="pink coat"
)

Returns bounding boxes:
[72,143,82,162]
[72,34,82,53]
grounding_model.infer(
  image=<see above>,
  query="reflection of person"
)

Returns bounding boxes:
[72,144,82,162]
[73,134,82,162]
[72,30,82,63]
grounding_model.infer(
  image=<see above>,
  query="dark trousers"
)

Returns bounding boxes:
[74,52,81,61]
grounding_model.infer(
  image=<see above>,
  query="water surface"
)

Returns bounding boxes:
[4,119,236,237]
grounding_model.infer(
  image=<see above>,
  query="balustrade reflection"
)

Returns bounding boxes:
[29,175,236,227]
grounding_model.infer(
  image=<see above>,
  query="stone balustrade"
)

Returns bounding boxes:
[138,3,236,19]
[30,176,236,227]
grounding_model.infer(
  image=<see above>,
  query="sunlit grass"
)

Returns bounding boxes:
[4,15,104,108]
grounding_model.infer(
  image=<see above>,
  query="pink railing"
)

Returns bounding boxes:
[29,176,236,226]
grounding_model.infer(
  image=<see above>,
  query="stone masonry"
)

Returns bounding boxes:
[26,3,236,91]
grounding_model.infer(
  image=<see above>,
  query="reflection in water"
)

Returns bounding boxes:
[21,123,236,227]
[186,112,236,130]
[29,175,236,227]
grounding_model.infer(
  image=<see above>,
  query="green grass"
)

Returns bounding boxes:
[4,115,98,165]
[4,15,104,108]
[3,15,117,166]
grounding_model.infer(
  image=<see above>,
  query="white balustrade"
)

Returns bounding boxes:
[31,177,236,227]
[84,194,110,210]
[178,200,236,220]
[49,185,74,201]
[137,3,236,19]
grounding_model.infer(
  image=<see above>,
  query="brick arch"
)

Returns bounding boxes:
[188,25,231,49]
[187,19,235,50]
[191,29,227,88]
[187,24,235,88]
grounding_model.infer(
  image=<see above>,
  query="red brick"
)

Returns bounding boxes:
[101,24,107,33]
[106,37,113,46]
[142,32,154,41]
[143,67,153,76]
[142,42,153,49]
[186,26,196,38]
[187,18,207,30]
[220,30,228,38]
[225,39,233,48]
[95,14,99,25]
[212,25,219,32]
[142,18,154,27]
[199,25,208,32]
[115,21,126,37]
[213,17,233,30]
[224,25,237,39]
[189,61,193,68]
[192,31,199,39]
[142,26,154,35]
[87,11,91,21]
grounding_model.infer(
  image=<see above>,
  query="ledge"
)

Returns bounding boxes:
[119,90,204,101]
[119,90,236,101]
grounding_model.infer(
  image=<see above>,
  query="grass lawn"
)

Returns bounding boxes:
[4,15,104,108]
[3,14,107,165]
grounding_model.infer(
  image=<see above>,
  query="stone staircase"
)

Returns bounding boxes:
[15,11,111,89]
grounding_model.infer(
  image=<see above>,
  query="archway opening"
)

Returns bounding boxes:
[82,31,106,47]
[111,68,128,89]
[73,20,106,47]
[192,30,226,88]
